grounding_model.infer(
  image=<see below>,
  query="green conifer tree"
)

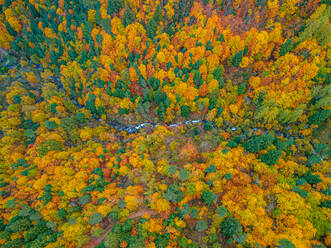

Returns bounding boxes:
[123,7,135,26]
[146,18,157,39]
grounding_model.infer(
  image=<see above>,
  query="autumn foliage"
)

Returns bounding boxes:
[0,0,330,248]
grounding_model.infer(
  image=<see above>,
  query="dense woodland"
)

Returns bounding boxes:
[0,0,330,247]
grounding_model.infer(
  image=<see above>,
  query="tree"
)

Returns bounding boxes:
[238,83,247,95]
[216,206,228,217]
[243,134,275,153]
[61,117,77,132]
[308,110,330,125]
[181,105,191,118]
[86,93,97,114]
[149,76,160,90]
[302,171,322,185]
[155,233,170,248]
[76,112,86,124]
[11,159,30,169]
[104,231,120,248]
[6,216,32,232]
[201,190,217,206]
[279,38,293,56]
[220,217,243,239]
[202,0,210,5]
[297,4,331,46]
[232,50,243,67]
[261,149,282,165]
[277,239,296,248]
[88,212,103,225]
[196,220,208,232]
[3,238,25,248]
[50,103,58,114]
[146,18,157,39]
[123,7,135,27]
[57,209,68,220]
[24,221,49,242]
[153,4,162,23]
[194,71,203,88]
[154,89,162,104]
[45,120,58,129]
[107,0,124,16]
[165,184,184,203]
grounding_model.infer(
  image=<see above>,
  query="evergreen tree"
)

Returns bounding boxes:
[232,50,243,67]
[181,105,191,118]
[220,217,243,239]
[238,83,247,95]
[279,38,293,56]
[153,4,162,23]
[298,5,331,46]
[146,18,157,39]
[308,109,330,125]
[107,0,124,16]
[202,0,210,5]
[261,149,282,165]
[123,7,135,26]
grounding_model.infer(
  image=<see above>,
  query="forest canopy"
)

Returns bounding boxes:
[0,0,330,248]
